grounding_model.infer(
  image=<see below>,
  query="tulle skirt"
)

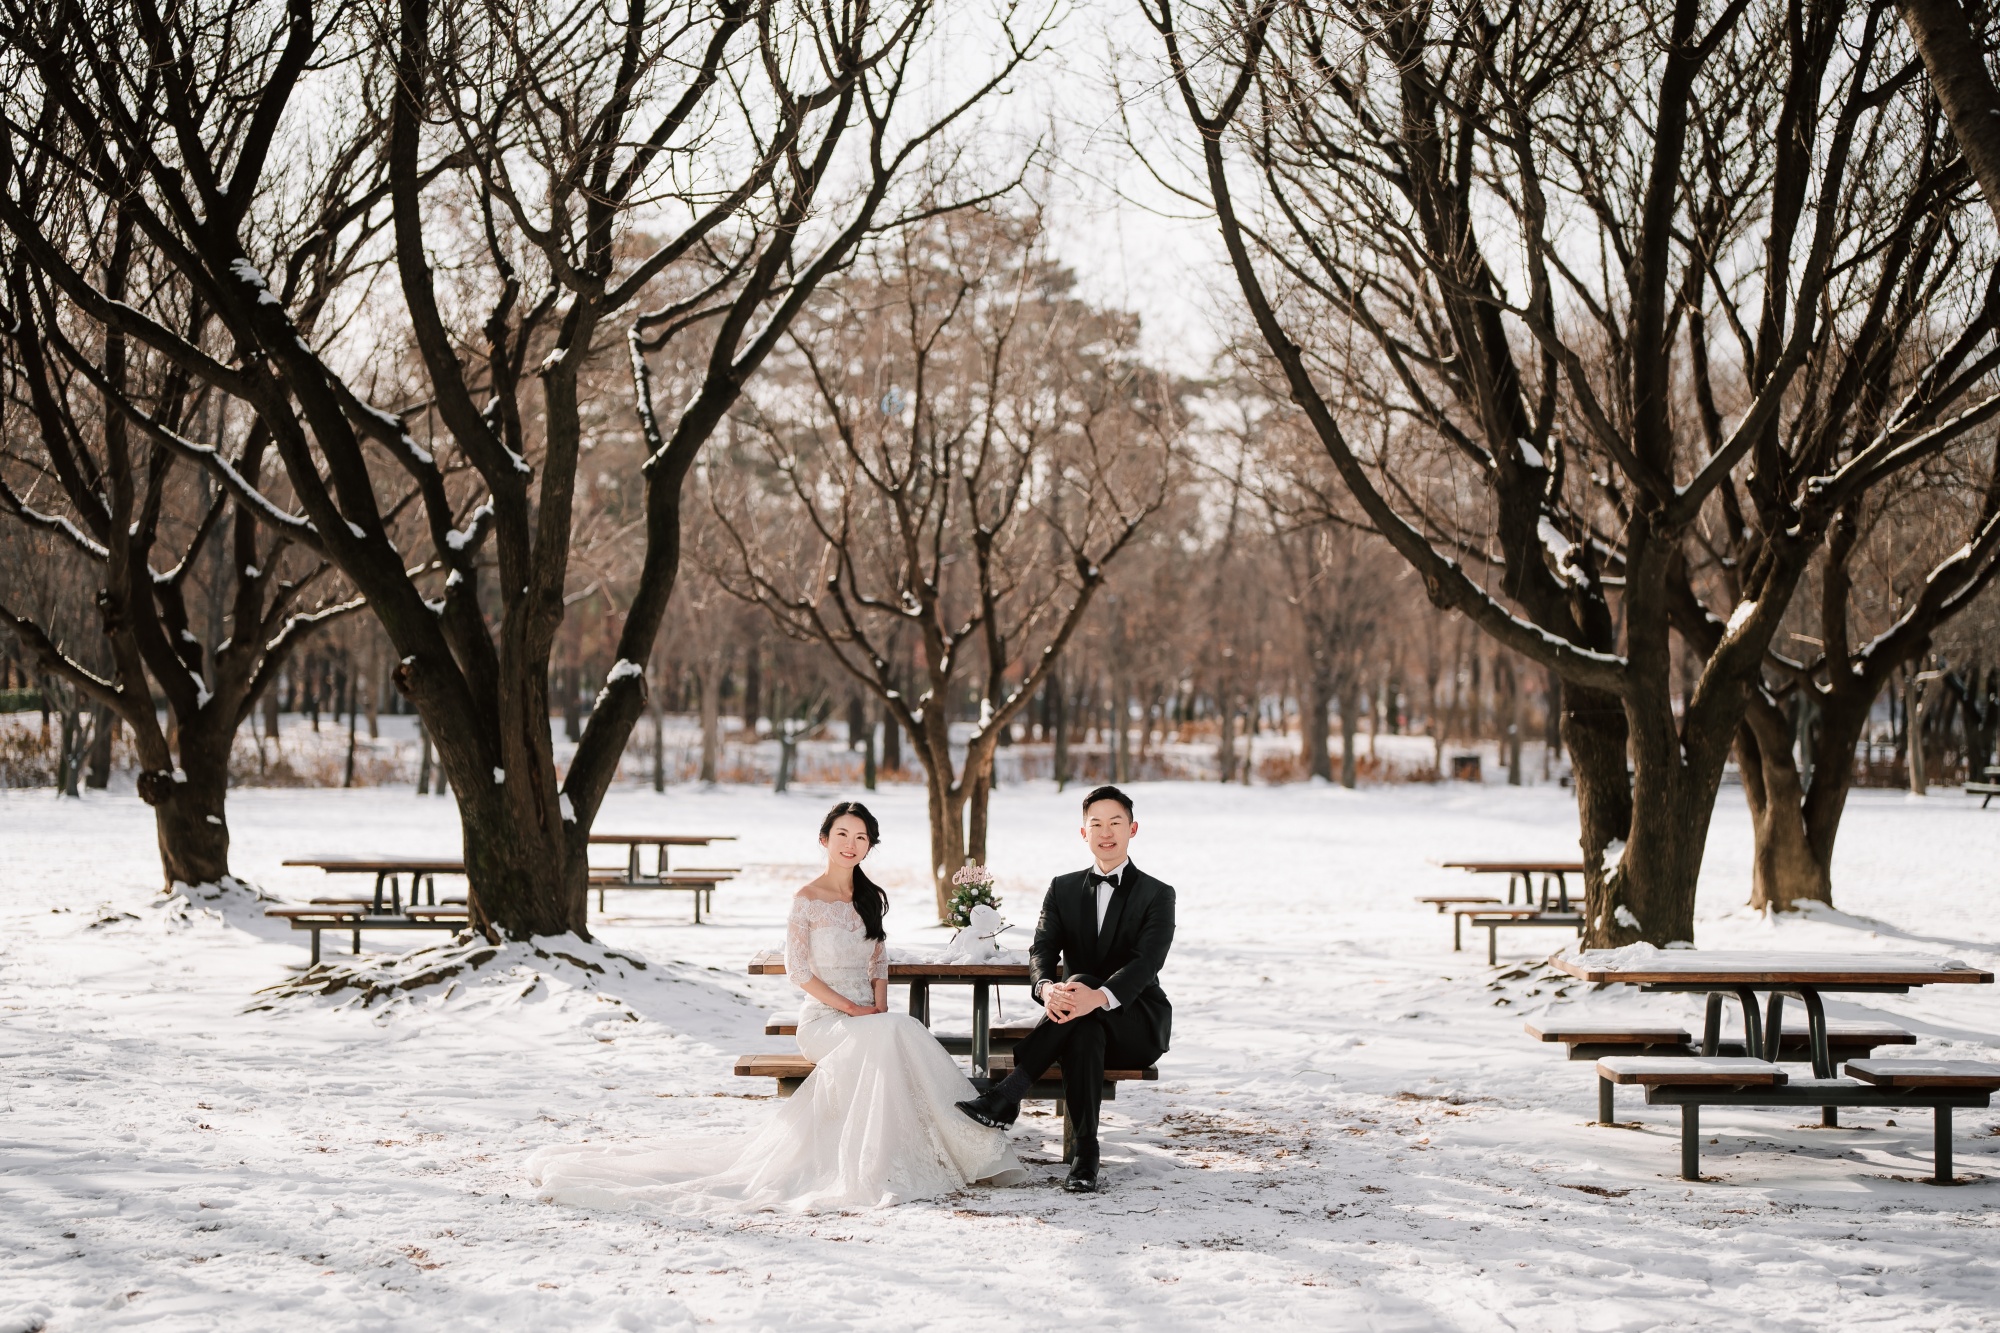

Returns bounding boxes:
[528,1010,1026,1214]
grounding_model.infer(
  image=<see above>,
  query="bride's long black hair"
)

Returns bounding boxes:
[820,801,887,940]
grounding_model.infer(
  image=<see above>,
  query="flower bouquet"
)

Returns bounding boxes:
[946,862,1000,928]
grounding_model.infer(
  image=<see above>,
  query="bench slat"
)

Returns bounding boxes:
[1525,1021,1692,1044]
[1846,1059,2000,1089]
[734,1054,1158,1082]
[1597,1056,1786,1086]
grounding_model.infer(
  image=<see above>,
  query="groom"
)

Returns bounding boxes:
[957,785,1174,1193]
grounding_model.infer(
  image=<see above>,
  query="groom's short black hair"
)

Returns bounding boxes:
[1081,784,1134,819]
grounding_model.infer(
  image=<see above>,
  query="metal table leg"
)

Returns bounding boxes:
[908,980,930,1027]
[1734,986,1763,1060]
[310,928,322,966]
[972,981,991,1077]
[1682,1103,1701,1180]
[389,875,402,915]
[1701,993,1723,1056]
[1935,1107,1954,1184]
[1453,913,1464,951]
[1597,1074,1614,1124]
[1555,873,1570,912]
[1487,923,1499,966]
[1798,988,1837,1125]
[372,871,388,913]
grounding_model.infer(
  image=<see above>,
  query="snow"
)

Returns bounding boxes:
[605,661,644,684]
[4,781,2000,1328]
[1726,600,1758,634]
[492,767,505,785]
[1517,438,1544,469]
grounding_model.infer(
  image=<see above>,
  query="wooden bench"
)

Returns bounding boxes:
[733,1052,1159,1161]
[1967,782,2000,808]
[1602,1056,2000,1183]
[1417,894,1503,914]
[588,869,737,920]
[1534,1019,1912,1121]
[763,1013,1039,1056]
[1460,909,1583,962]
[265,904,470,965]
[1527,1022,1695,1121]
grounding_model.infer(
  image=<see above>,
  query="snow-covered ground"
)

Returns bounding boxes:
[3,779,1998,1331]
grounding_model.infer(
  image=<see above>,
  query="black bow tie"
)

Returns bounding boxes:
[1087,869,1121,889]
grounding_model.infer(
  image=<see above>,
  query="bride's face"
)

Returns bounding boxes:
[822,815,872,870]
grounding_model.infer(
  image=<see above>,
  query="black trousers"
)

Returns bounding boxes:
[1006,974,1161,1164]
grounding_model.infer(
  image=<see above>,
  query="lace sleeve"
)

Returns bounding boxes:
[785,898,815,989]
[868,932,888,983]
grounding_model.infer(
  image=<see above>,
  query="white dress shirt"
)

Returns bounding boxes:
[1037,860,1127,1009]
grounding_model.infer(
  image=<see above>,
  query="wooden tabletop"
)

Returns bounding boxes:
[1551,950,1994,986]
[588,833,736,845]
[1440,860,1587,874]
[282,854,465,873]
[747,949,1029,980]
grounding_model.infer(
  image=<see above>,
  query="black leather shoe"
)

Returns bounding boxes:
[1062,1159,1101,1193]
[955,1091,1019,1129]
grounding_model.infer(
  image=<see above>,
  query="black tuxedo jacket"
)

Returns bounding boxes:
[1028,862,1175,1058]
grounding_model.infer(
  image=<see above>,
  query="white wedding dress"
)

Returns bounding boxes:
[529,896,1024,1213]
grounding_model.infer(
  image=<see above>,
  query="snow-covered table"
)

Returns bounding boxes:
[1552,949,1993,1117]
[749,950,1031,1076]
[281,853,465,913]
[1439,859,1586,911]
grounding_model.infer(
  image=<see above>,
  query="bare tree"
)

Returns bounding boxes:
[706,213,1174,916]
[1144,0,2000,944]
[0,0,1040,936]
[1737,438,2000,908]
[0,176,358,883]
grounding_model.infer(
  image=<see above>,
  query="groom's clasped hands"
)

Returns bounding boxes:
[1040,980,1109,1023]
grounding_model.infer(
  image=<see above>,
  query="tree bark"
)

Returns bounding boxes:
[1304,668,1333,781]
[1337,674,1360,788]
[85,704,114,789]
[1736,704,1833,912]
[698,667,721,784]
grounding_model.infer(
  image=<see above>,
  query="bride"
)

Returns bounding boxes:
[530,801,1025,1212]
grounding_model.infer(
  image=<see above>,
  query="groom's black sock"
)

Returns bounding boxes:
[989,1068,1034,1104]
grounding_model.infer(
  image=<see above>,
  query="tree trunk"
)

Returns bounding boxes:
[57,706,82,797]
[1567,684,1639,947]
[1736,708,1833,912]
[264,685,280,741]
[1337,675,1360,788]
[417,722,434,795]
[137,732,233,889]
[1304,669,1333,781]
[925,768,966,923]
[1897,0,2000,234]
[1216,691,1236,783]
[699,667,721,784]
[1907,668,1930,795]
[650,686,666,793]
[85,704,115,789]
[882,707,902,774]
[342,701,359,788]
[863,699,878,791]
[1111,672,1131,783]
[1050,673,1069,790]
[967,760,993,866]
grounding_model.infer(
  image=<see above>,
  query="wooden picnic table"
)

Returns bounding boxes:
[749,949,1030,1078]
[587,833,738,921]
[1551,949,1993,1125]
[1439,859,1586,911]
[281,853,464,913]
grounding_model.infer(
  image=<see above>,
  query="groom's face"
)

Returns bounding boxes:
[1080,800,1135,870]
